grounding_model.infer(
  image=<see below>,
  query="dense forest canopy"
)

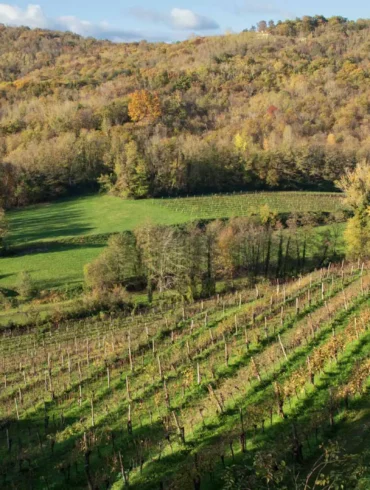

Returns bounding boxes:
[1,16,370,206]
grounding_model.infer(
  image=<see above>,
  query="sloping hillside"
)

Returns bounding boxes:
[0,17,370,206]
[1,262,370,488]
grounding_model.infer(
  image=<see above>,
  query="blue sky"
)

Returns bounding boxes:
[0,1,369,42]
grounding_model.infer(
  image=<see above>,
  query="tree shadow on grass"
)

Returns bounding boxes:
[0,273,16,281]
[9,206,94,246]
[6,241,105,258]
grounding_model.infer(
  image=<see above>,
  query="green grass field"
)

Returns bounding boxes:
[0,192,346,291]
[7,194,189,247]
[1,194,189,290]
[7,192,345,247]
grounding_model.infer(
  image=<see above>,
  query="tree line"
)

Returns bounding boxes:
[245,14,365,36]
[0,133,356,207]
[85,210,344,301]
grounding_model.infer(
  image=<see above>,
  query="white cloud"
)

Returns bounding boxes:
[170,8,219,30]
[0,3,219,42]
[130,7,219,31]
[0,4,48,28]
[0,3,161,41]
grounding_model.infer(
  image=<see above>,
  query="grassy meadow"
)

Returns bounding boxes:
[0,192,346,291]
[0,194,189,290]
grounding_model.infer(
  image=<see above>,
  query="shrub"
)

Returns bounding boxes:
[17,271,36,299]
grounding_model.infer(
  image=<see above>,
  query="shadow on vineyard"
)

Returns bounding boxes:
[1,261,370,488]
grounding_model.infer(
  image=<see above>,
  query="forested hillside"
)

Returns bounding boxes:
[1,16,370,206]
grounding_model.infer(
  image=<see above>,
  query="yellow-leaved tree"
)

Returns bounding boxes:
[327,133,336,145]
[128,90,161,124]
[234,133,247,153]
[338,161,370,259]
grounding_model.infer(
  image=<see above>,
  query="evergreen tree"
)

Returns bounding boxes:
[123,141,150,199]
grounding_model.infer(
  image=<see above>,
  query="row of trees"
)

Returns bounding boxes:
[247,15,365,36]
[0,130,108,207]
[85,211,343,301]
[0,132,356,207]
[103,137,356,199]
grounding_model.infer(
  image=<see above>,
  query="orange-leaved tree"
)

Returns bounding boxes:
[128,90,161,123]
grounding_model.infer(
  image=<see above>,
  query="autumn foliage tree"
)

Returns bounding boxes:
[338,161,370,259]
[128,90,161,124]
[84,232,143,290]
